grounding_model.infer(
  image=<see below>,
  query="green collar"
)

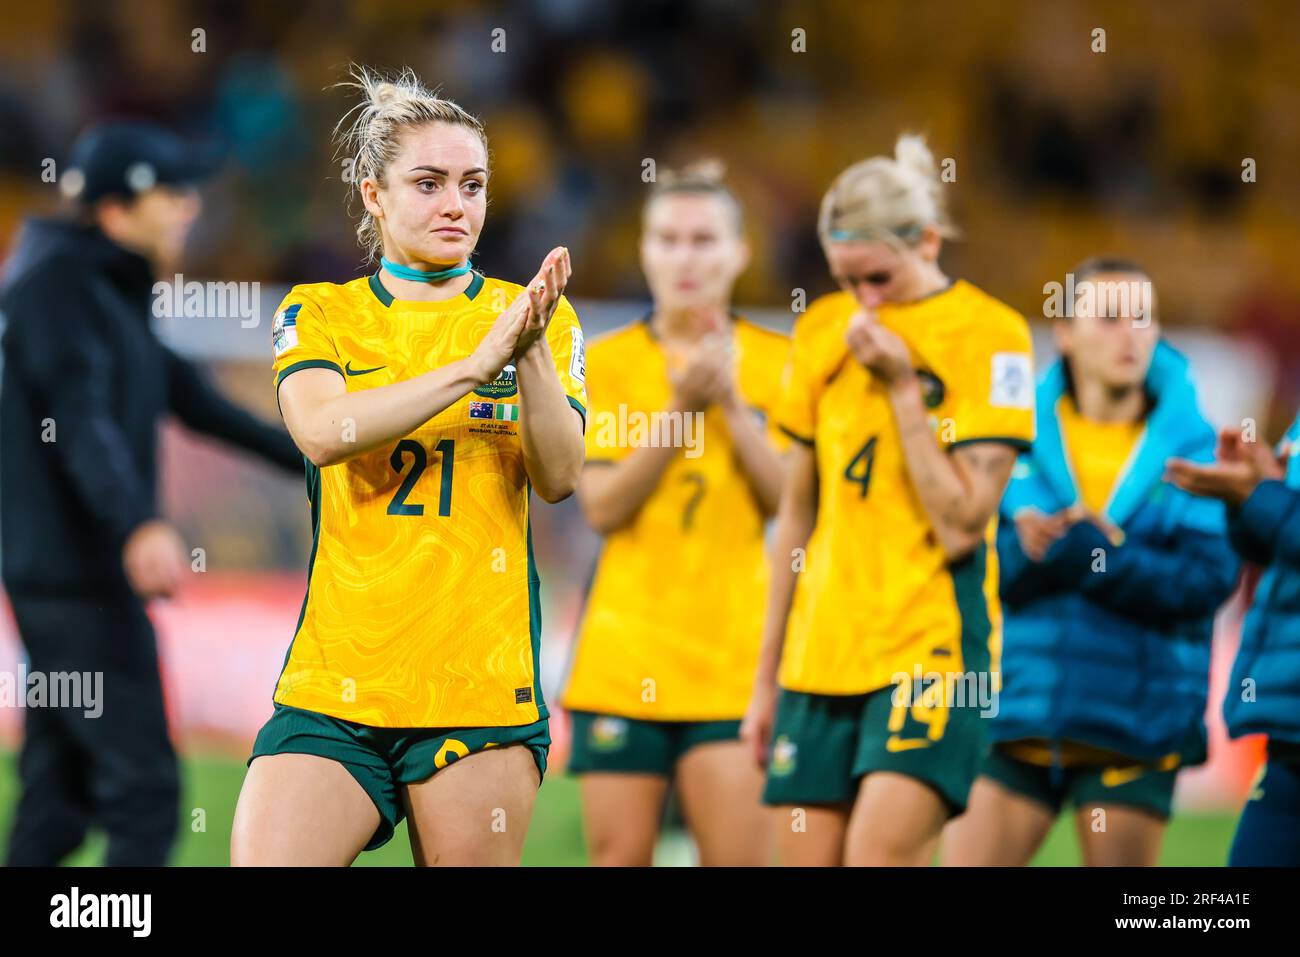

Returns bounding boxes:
[368,269,484,307]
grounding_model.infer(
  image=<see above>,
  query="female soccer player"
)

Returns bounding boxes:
[561,163,788,866]
[942,259,1239,867]
[1168,410,1300,866]
[230,67,587,866]
[742,135,1036,866]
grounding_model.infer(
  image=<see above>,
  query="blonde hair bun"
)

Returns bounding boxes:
[645,157,742,231]
[659,158,727,189]
[818,133,957,247]
[370,81,400,109]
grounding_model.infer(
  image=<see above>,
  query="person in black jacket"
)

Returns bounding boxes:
[0,121,301,866]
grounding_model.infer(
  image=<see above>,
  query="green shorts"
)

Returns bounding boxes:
[249,702,550,851]
[761,686,987,815]
[981,743,1179,820]
[566,711,741,776]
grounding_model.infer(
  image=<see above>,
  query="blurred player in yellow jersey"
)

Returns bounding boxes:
[230,68,586,866]
[742,135,1036,866]
[562,163,788,865]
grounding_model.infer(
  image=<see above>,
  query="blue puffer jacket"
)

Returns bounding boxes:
[1223,415,1300,746]
[992,341,1240,762]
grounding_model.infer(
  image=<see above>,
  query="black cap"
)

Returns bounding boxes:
[60,120,224,205]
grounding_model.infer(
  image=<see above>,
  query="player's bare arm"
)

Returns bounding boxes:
[845,308,1016,559]
[516,333,585,503]
[692,311,783,516]
[276,292,530,467]
[577,338,727,532]
[741,440,817,765]
[578,445,678,534]
[515,247,584,502]
[892,381,1018,559]
[714,358,783,517]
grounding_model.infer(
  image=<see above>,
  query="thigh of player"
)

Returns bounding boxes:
[402,743,541,866]
[568,712,676,866]
[940,746,1062,866]
[232,752,381,866]
[1071,763,1176,867]
[578,773,671,867]
[761,690,865,866]
[675,726,771,867]
[844,687,983,866]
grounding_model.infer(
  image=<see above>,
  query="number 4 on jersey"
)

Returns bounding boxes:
[843,436,877,498]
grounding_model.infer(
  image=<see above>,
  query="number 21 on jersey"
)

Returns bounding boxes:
[387,438,455,517]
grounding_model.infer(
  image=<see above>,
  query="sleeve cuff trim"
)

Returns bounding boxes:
[567,395,587,433]
[779,425,815,447]
[276,359,344,387]
[948,436,1033,453]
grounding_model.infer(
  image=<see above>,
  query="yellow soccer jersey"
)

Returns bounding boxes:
[269,270,588,728]
[562,317,791,720]
[776,281,1035,696]
[777,290,857,404]
[1058,396,1144,516]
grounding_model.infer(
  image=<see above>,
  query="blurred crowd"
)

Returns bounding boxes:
[0,2,1296,303]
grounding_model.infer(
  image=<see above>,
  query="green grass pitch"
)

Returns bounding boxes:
[0,751,1237,866]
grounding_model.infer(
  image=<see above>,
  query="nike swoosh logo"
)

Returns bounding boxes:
[1100,765,1147,788]
[1101,752,1181,788]
[885,736,931,752]
[345,361,386,376]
